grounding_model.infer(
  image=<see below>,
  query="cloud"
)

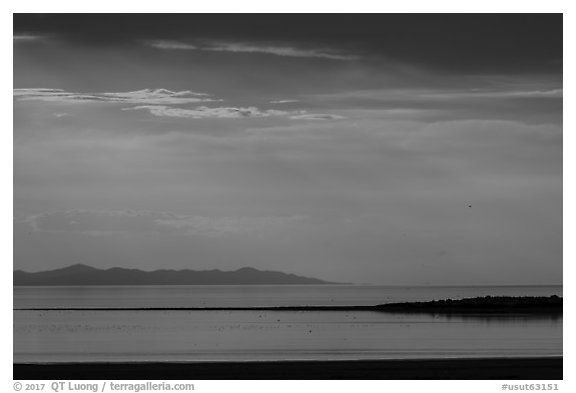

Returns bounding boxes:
[206,42,358,60]
[270,100,300,104]
[146,40,198,50]
[21,209,305,237]
[313,87,563,104]
[124,105,294,119]
[124,105,345,121]
[13,34,44,41]
[414,88,563,100]
[145,40,358,60]
[13,88,218,105]
[155,215,305,236]
[15,88,345,122]
[22,209,174,234]
[289,113,347,121]
[306,85,562,124]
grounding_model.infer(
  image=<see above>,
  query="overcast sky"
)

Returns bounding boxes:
[13,14,562,285]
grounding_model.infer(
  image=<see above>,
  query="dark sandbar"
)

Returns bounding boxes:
[15,296,563,315]
[14,357,562,380]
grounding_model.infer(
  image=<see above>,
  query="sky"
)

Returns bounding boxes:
[13,14,562,285]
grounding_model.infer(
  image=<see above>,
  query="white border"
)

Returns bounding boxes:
[4,3,571,391]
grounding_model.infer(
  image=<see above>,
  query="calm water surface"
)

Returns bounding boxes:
[13,285,562,363]
[13,284,563,308]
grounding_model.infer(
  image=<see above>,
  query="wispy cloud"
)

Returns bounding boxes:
[124,105,296,119]
[124,105,345,121]
[13,34,45,41]
[205,42,357,60]
[289,113,347,121]
[22,209,305,237]
[313,87,563,103]
[146,40,198,50]
[155,215,305,236]
[145,40,358,60]
[414,88,563,100]
[15,87,345,121]
[306,86,562,123]
[271,100,300,104]
[14,88,218,105]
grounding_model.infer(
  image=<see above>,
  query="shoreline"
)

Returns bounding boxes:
[14,356,563,380]
[14,296,562,314]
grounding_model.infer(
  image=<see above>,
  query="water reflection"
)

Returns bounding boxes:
[379,311,563,323]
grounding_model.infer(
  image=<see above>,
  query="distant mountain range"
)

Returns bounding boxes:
[13,264,338,286]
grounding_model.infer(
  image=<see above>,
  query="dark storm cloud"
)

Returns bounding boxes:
[14,14,562,73]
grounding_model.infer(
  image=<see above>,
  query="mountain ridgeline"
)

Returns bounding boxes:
[13,264,338,286]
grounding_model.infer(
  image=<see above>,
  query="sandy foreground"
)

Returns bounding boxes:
[14,357,562,380]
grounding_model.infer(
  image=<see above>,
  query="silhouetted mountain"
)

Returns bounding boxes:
[13,264,338,286]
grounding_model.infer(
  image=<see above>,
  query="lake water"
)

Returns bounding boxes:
[13,285,562,363]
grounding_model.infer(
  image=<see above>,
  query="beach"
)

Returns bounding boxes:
[14,357,562,380]
[14,290,563,370]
